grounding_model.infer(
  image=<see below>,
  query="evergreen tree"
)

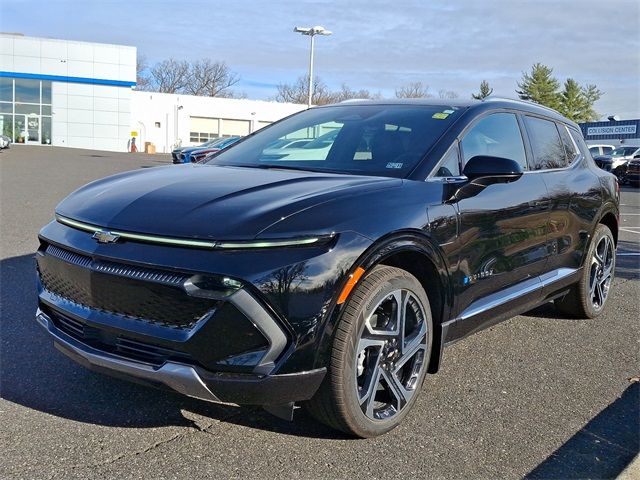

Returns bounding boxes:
[580,84,603,122]
[472,80,493,100]
[559,78,587,121]
[516,63,561,110]
[558,79,603,122]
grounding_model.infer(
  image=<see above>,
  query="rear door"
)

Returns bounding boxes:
[522,116,602,273]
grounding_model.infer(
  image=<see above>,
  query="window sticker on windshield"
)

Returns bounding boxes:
[432,112,449,119]
[386,162,403,169]
[443,109,455,114]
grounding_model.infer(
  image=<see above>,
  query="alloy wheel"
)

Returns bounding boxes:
[589,235,614,309]
[354,289,428,421]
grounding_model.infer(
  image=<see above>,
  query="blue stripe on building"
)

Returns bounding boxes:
[0,71,136,88]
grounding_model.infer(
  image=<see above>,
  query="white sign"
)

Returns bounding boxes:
[587,125,637,136]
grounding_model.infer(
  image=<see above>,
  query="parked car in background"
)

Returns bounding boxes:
[626,156,640,187]
[593,155,613,172]
[190,136,241,163]
[0,134,11,149]
[598,145,640,183]
[35,99,619,437]
[588,144,615,157]
[172,138,233,164]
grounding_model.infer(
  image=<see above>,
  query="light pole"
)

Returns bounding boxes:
[293,26,332,107]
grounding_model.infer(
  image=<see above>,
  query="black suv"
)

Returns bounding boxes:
[36,99,619,437]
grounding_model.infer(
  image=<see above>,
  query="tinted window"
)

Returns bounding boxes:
[588,146,600,155]
[602,146,613,155]
[0,78,12,102]
[42,81,52,104]
[524,116,567,170]
[209,105,464,178]
[14,79,40,104]
[611,147,639,157]
[558,124,578,164]
[433,145,461,177]
[460,113,527,169]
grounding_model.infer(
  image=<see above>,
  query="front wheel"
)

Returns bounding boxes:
[306,265,433,437]
[555,223,615,318]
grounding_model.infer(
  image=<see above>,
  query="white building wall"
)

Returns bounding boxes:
[2,33,306,153]
[132,91,306,153]
[1,33,135,152]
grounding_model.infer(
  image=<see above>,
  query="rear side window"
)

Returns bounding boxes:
[460,113,527,169]
[524,116,568,170]
[557,124,578,165]
[602,146,614,155]
[589,146,600,156]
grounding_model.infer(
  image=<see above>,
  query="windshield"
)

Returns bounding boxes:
[611,147,639,157]
[208,104,464,178]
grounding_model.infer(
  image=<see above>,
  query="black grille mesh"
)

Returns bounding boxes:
[38,245,219,330]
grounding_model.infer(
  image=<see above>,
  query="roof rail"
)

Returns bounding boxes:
[483,96,562,115]
[339,98,373,104]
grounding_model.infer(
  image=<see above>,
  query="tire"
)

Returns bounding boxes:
[306,265,433,437]
[554,223,615,318]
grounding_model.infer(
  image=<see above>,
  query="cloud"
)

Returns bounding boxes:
[4,0,639,118]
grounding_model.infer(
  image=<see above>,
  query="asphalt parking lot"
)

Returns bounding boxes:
[1,145,638,479]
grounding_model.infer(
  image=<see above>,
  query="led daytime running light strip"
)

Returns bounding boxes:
[56,215,326,249]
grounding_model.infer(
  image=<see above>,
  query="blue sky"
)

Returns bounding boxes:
[3,0,639,118]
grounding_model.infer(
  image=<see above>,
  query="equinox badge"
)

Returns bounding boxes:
[92,230,120,244]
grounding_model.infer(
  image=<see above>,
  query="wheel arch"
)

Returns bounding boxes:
[598,210,618,247]
[315,229,453,374]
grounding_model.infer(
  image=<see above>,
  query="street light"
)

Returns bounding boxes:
[293,25,332,107]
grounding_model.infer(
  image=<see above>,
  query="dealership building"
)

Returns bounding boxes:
[0,33,305,152]
[579,119,640,147]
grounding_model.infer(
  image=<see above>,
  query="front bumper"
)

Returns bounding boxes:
[36,308,326,405]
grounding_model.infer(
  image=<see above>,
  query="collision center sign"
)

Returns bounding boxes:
[587,125,637,136]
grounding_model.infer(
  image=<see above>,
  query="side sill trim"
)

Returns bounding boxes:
[451,267,578,323]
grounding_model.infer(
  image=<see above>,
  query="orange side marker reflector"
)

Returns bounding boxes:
[337,267,366,305]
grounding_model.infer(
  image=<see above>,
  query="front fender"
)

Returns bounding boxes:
[306,229,453,373]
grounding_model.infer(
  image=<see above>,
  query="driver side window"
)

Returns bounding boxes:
[460,113,528,170]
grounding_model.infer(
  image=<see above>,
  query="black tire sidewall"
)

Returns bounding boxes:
[580,224,615,317]
[337,267,433,437]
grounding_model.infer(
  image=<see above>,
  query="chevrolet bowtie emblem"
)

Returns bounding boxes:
[92,230,120,244]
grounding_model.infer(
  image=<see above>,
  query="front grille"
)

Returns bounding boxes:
[49,308,190,366]
[37,245,219,330]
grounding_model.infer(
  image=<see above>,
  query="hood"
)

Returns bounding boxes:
[56,164,400,240]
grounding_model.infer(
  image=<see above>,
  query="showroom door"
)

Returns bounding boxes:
[26,114,40,144]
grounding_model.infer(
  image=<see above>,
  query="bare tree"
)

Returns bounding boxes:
[135,54,151,91]
[332,83,381,102]
[395,82,432,98]
[438,89,459,99]
[184,59,240,97]
[274,76,335,105]
[149,58,190,93]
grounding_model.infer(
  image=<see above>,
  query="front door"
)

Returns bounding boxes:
[448,112,550,336]
[26,114,40,144]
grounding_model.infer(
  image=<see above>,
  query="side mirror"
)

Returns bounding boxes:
[463,155,524,181]
[634,154,640,159]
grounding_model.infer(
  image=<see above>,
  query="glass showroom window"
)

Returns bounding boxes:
[0,77,52,144]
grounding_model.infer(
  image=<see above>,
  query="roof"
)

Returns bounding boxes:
[327,97,577,128]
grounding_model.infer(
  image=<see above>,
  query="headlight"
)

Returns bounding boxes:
[215,235,334,249]
[56,215,334,250]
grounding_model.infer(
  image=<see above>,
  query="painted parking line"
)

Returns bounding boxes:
[617,252,640,256]
[620,228,640,235]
